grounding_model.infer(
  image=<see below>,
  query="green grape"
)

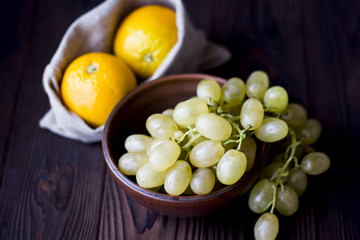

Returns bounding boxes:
[255,118,289,143]
[197,78,222,102]
[301,152,330,175]
[245,70,269,99]
[248,178,275,213]
[221,77,246,107]
[190,168,216,195]
[124,134,153,153]
[189,140,225,167]
[164,160,192,196]
[146,113,178,138]
[275,185,299,216]
[173,130,184,140]
[196,113,232,141]
[146,134,171,156]
[271,153,285,163]
[254,212,279,240]
[240,98,264,130]
[173,98,209,126]
[136,163,167,188]
[285,168,308,196]
[210,165,227,192]
[147,186,161,193]
[216,150,247,185]
[263,86,288,114]
[183,184,195,195]
[161,108,174,118]
[295,119,322,145]
[240,136,257,171]
[226,101,243,116]
[118,152,148,175]
[259,162,287,182]
[148,139,181,171]
[280,103,307,127]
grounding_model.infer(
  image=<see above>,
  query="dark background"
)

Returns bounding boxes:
[1,0,360,239]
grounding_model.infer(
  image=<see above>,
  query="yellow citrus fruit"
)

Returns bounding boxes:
[113,5,177,79]
[61,52,137,127]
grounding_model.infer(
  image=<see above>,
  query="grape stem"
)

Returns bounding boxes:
[176,126,195,144]
[182,133,203,151]
[269,128,302,214]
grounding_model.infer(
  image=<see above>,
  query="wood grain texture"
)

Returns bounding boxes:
[0,0,359,239]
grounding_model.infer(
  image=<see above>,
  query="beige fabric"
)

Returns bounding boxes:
[39,0,231,143]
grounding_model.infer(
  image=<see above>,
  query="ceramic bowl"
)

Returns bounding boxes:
[102,73,268,217]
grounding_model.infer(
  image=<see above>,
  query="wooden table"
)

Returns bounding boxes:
[1,0,360,239]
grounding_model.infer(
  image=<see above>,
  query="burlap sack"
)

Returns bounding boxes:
[39,0,231,143]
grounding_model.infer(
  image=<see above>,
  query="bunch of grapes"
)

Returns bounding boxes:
[117,71,330,239]
[250,104,330,239]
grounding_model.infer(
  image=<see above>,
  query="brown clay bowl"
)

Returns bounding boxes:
[102,73,268,217]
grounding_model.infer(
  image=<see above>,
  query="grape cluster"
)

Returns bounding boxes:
[250,107,330,239]
[117,71,330,239]
[118,71,288,196]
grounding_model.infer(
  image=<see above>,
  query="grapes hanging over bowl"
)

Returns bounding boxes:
[117,70,330,239]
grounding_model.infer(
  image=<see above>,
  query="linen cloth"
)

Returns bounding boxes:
[39,0,231,143]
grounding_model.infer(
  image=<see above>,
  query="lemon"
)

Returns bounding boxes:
[113,5,177,79]
[61,52,137,127]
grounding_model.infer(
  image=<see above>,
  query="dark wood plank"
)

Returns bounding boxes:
[297,0,360,239]
[0,0,106,239]
[0,0,39,187]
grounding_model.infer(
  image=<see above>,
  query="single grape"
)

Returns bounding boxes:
[190,168,216,195]
[148,139,181,171]
[189,140,225,167]
[301,152,330,175]
[196,113,232,141]
[136,163,167,188]
[118,152,148,175]
[183,184,195,195]
[221,77,246,107]
[275,185,299,216]
[146,134,171,156]
[263,86,288,114]
[285,168,308,196]
[197,78,222,102]
[216,149,247,185]
[259,162,287,182]
[295,119,322,145]
[271,153,285,163]
[240,98,264,130]
[246,70,269,99]
[147,186,161,193]
[173,130,184,140]
[173,98,209,126]
[280,103,307,127]
[162,108,174,118]
[146,113,178,138]
[240,136,257,171]
[255,118,289,143]
[254,212,279,240]
[164,160,192,196]
[124,134,153,153]
[248,178,275,214]
[226,101,243,116]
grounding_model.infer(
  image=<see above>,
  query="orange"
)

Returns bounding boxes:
[113,5,177,79]
[60,52,137,127]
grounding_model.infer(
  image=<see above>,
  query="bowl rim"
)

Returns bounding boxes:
[102,73,268,203]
